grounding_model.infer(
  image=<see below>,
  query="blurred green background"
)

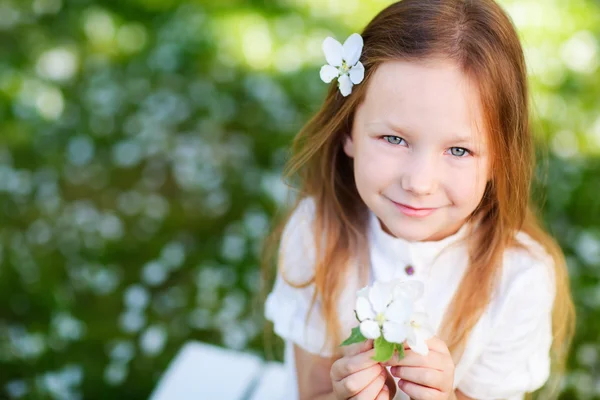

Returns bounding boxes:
[0,0,599,398]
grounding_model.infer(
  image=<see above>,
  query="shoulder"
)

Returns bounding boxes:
[279,196,318,283]
[265,197,333,356]
[502,231,555,293]
[282,196,316,237]
[457,231,557,398]
[490,231,556,321]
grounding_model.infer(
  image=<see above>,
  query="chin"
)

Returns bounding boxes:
[397,230,432,242]
[383,220,434,242]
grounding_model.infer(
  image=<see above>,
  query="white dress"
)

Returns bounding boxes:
[265,198,555,400]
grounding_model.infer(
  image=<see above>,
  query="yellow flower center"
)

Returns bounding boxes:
[376,312,386,326]
[339,60,351,75]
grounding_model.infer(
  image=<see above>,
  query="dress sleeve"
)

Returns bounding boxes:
[264,197,332,357]
[457,240,556,400]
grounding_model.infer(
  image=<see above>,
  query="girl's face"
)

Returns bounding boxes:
[344,60,491,242]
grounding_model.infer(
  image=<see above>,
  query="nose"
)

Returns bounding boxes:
[401,151,438,196]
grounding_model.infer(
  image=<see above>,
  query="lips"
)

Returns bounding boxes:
[389,199,438,218]
[396,203,435,211]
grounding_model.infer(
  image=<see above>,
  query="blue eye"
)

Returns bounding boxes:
[383,136,406,146]
[448,147,470,157]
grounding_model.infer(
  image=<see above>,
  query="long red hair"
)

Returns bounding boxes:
[263,0,575,397]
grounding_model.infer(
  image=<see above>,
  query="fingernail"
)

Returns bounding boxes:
[382,384,388,391]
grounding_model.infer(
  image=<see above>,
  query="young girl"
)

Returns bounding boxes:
[264,0,575,399]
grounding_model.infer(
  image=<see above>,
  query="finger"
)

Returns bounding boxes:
[384,349,446,370]
[390,366,445,390]
[425,336,451,354]
[331,348,379,381]
[389,337,449,357]
[348,368,387,400]
[335,364,383,398]
[398,379,443,400]
[374,383,391,400]
[343,339,374,356]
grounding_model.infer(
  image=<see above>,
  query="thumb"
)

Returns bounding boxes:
[343,338,374,356]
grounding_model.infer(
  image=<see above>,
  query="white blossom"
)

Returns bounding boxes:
[355,280,416,342]
[406,312,435,356]
[320,33,365,97]
[354,279,434,355]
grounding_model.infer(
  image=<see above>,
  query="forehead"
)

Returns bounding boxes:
[357,59,486,144]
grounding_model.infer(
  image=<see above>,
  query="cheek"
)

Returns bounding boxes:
[354,143,398,185]
[446,162,488,206]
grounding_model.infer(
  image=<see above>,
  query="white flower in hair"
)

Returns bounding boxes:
[320,33,365,97]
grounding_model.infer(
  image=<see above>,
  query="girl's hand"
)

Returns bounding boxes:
[383,337,455,400]
[330,339,395,400]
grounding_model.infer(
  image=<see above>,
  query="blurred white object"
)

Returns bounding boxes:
[248,362,288,400]
[150,341,287,400]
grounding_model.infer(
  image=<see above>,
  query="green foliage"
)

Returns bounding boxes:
[373,336,395,363]
[394,343,405,361]
[340,326,367,347]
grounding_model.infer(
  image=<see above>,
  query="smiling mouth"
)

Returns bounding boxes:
[399,203,435,211]
[389,199,437,211]
[388,199,439,217]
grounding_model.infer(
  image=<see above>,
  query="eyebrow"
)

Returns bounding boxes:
[447,136,476,145]
[366,120,476,145]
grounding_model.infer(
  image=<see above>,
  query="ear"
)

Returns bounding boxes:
[343,133,355,158]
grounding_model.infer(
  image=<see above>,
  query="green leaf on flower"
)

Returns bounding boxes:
[340,326,366,346]
[394,343,405,360]
[372,336,394,362]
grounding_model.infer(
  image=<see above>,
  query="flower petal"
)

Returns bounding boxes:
[369,280,392,313]
[410,312,429,327]
[343,33,363,67]
[422,323,435,339]
[360,320,381,339]
[384,298,413,324]
[407,329,430,355]
[356,296,376,321]
[322,37,343,67]
[320,64,339,83]
[406,328,417,345]
[412,313,435,340]
[338,74,353,97]
[349,61,364,85]
[382,321,408,343]
[411,341,429,355]
[356,285,370,299]
[393,280,425,301]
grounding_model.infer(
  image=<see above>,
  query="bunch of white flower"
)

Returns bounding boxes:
[341,279,434,362]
